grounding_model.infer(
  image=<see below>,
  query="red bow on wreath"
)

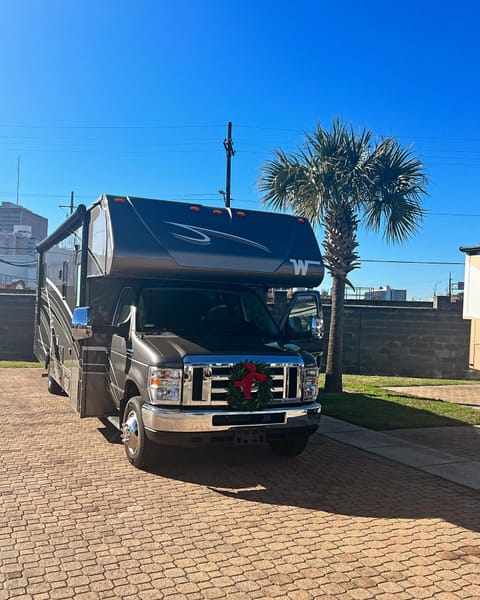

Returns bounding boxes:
[233,362,267,399]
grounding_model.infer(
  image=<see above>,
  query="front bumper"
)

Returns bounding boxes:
[142,402,321,434]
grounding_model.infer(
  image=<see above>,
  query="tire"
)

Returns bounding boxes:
[121,397,155,469]
[47,373,64,395]
[269,434,309,457]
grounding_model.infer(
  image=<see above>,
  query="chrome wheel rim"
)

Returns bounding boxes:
[122,410,139,457]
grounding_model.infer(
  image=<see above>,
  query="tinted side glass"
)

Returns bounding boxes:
[112,288,135,326]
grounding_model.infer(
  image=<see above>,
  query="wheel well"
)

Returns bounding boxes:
[120,381,141,422]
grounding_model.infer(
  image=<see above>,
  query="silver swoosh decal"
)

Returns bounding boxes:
[165,222,272,254]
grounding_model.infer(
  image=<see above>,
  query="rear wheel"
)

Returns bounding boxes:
[269,434,309,457]
[121,397,155,469]
[46,351,64,395]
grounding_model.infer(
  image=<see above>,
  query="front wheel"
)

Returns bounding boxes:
[121,397,155,469]
[269,434,309,457]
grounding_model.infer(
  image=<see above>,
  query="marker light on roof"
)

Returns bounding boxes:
[297,217,305,223]
[114,197,126,203]
[212,209,222,215]
[189,206,200,212]
[236,211,246,217]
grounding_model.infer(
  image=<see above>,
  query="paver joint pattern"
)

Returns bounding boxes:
[1,369,480,599]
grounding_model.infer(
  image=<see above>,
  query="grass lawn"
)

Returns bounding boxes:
[0,361,43,368]
[319,374,480,430]
[1,364,478,429]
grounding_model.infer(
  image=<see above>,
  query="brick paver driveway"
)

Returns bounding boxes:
[1,369,480,599]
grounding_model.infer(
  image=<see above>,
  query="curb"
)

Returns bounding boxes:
[317,416,480,491]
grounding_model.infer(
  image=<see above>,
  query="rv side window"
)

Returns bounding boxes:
[113,288,135,326]
[75,265,82,306]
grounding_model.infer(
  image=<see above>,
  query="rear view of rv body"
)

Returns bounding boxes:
[35,195,325,468]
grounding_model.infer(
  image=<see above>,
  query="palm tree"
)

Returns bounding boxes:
[258,119,428,393]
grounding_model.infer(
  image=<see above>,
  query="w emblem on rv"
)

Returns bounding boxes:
[290,259,322,276]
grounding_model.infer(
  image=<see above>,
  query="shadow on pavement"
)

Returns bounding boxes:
[121,430,480,535]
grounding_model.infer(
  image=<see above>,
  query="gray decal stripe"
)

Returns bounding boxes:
[46,277,73,318]
[84,346,107,352]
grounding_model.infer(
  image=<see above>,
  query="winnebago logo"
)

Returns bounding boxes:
[290,259,322,276]
[165,222,271,253]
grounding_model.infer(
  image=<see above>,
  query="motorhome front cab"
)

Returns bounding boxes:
[35,196,325,468]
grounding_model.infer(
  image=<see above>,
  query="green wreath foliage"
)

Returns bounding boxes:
[226,361,273,411]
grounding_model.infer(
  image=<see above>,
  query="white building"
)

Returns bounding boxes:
[364,285,407,301]
[0,202,48,288]
[460,244,480,370]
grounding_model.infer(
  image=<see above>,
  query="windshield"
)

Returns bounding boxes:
[138,287,279,338]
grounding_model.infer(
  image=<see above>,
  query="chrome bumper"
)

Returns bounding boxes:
[142,402,321,433]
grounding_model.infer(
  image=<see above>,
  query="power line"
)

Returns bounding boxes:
[428,212,480,217]
[0,257,37,267]
[0,147,224,155]
[1,189,480,214]
[360,259,464,265]
[1,120,479,143]
[0,123,224,130]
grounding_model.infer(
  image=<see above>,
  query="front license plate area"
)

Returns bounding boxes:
[234,428,266,446]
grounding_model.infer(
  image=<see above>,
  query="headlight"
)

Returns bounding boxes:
[303,367,319,401]
[148,367,182,405]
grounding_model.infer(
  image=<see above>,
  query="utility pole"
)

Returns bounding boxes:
[16,155,20,206]
[59,191,75,215]
[223,121,235,208]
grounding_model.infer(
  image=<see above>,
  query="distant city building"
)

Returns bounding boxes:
[0,202,48,288]
[364,285,407,301]
[0,201,48,256]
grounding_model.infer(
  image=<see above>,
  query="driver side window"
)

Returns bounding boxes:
[113,288,135,327]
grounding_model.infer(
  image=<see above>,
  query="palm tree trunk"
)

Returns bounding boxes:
[324,275,345,393]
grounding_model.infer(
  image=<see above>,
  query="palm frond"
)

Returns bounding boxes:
[258,120,427,244]
[362,137,428,243]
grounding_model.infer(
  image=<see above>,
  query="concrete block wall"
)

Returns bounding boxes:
[0,289,472,378]
[0,290,36,361]
[323,296,470,379]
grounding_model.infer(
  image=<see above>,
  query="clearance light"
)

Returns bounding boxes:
[114,197,126,203]
[212,209,222,215]
[189,206,200,212]
[236,211,246,217]
[296,218,305,224]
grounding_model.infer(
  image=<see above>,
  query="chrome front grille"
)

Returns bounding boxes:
[183,355,304,406]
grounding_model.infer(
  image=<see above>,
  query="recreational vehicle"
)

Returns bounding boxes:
[35,195,325,468]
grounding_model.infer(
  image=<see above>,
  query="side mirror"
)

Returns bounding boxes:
[311,315,324,339]
[72,306,93,340]
[278,291,325,360]
[280,291,324,340]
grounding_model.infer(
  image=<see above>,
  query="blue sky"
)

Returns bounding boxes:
[0,0,479,299]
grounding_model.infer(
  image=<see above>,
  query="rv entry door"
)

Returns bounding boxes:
[108,287,136,407]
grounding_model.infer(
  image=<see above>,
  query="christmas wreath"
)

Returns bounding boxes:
[226,361,273,411]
